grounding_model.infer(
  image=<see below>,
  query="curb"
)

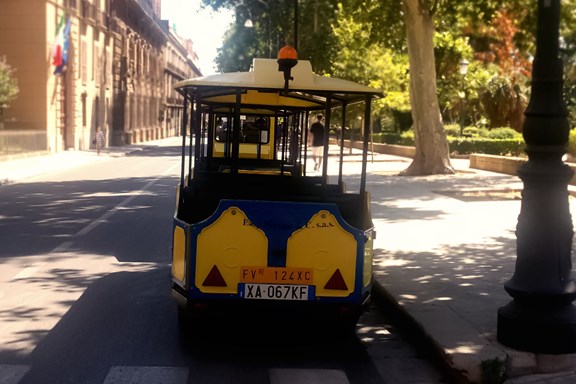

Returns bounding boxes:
[370,281,473,384]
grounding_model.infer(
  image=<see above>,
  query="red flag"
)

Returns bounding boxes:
[51,16,70,74]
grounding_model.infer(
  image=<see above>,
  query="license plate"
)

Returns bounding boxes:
[239,284,312,301]
[240,266,313,284]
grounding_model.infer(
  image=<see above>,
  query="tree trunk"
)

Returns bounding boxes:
[401,0,454,175]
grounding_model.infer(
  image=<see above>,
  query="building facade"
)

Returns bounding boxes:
[0,0,201,156]
[161,23,202,137]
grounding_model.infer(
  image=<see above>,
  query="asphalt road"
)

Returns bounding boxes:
[0,139,450,384]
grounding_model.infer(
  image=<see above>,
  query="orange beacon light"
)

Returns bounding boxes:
[277,44,298,90]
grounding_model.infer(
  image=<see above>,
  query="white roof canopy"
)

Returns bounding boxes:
[174,59,383,109]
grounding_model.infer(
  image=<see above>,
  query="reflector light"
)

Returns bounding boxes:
[202,265,227,287]
[324,269,348,290]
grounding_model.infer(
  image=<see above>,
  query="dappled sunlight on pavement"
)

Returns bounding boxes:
[0,250,163,358]
[358,151,576,383]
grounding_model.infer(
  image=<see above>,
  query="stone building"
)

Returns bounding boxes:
[109,0,165,145]
[0,0,201,156]
[161,23,202,137]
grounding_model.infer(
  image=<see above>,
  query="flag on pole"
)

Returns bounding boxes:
[51,16,71,75]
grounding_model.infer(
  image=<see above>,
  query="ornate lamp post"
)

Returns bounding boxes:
[497,0,576,353]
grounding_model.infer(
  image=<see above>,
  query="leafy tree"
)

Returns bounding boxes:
[202,0,558,175]
[398,0,454,175]
[559,0,576,129]
[467,7,533,131]
[215,23,258,72]
[337,0,535,175]
[201,0,338,74]
[0,55,18,115]
[331,5,410,129]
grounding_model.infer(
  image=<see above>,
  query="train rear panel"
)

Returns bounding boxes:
[172,199,374,310]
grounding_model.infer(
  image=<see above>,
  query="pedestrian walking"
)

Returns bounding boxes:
[95,127,105,155]
[308,114,325,171]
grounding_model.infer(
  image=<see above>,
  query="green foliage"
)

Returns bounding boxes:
[448,137,525,156]
[480,358,506,384]
[442,60,498,127]
[399,130,415,145]
[331,6,410,114]
[0,56,18,109]
[480,74,529,130]
[485,127,521,139]
[434,31,473,107]
[215,24,258,72]
[201,0,576,164]
[202,0,338,74]
[463,127,479,137]
[337,0,405,51]
[374,125,524,156]
[372,132,403,145]
[568,129,576,159]
[443,124,461,137]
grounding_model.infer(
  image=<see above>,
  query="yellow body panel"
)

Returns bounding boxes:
[286,210,357,297]
[213,142,274,159]
[172,226,186,282]
[196,207,268,293]
[363,235,373,287]
[207,90,319,109]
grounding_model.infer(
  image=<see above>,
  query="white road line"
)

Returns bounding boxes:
[52,163,180,250]
[74,165,178,239]
[8,164,179,281]
[103,366,189,384]
[10,267,39,280]
[50,241,74,254]
[0,364,31,384]
[269,368,350,384]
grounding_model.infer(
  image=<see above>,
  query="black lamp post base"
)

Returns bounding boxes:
[498,300,576,354]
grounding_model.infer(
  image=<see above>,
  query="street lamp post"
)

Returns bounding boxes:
[458,59,469,136]
[293,0,298,51]
[497,0,576,353]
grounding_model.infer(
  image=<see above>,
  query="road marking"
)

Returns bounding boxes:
[50,241,74,254]
[269,368,350,384]
[11,267,39,280]
[0,364,30,384]
[103,366,188,384]
[50,163,180,253]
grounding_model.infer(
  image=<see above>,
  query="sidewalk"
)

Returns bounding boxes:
[3,142,576,383]
[362,153,576,384]
[0,139,165,185]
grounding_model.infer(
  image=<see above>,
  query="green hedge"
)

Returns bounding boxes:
[448,138,525,156]
[372,132,525,156]
[372,132,416,146]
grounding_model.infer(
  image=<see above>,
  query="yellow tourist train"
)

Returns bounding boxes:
[171,52,382,334]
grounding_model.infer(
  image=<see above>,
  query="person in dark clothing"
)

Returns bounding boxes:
[308,114,325,171]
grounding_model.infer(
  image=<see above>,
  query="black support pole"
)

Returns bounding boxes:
[360,97,371,195]
[338,102,347,188]
[293,0,298,51]
[322,95,332,183]
[497,0,576,354]
[179,93,188,197]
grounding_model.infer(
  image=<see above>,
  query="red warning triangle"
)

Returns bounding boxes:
[202,265,227,287]
[324,269,348,290]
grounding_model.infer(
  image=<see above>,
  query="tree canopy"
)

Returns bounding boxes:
[200,0,576,175]
[0,55,18,112]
